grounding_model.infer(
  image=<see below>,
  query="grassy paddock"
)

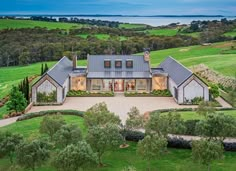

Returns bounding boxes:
[144,28,178,36]
[0,19,83,30]
[119,23,148,29]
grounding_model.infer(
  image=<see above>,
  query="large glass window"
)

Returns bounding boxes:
[91,79,103,91]
[136,79,147,91]
[126,79,135,91]
[102,79,113,91]
[115,60,122,68]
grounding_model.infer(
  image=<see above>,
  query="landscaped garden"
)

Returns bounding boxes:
[1,102,236,171]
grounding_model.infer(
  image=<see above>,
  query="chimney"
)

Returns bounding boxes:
[73,55,77,69]
[143,48,150,62]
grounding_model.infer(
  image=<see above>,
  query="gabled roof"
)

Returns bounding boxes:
[87,55,151,78]
[46,56,73,86]
[158,56,193,87]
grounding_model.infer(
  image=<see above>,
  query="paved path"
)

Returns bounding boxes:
[28,96,197,123]
[0,116,20,127]
[216,97,232,108]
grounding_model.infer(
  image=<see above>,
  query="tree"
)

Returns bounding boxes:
[6,86,27,113]
[44,63,49,73]
[41,63,44,76]
[53,124,82,148]
[137,134,167,171]
[195,113,236,141]
[84,102,121,127]
[145,111,186,137]
[192,139,224,171]
[53,141,98,171]
[86,124,123,166]
[196,101,216,116]
[16,139,51,171]
[40,115,66,140]
[125,107,143,131]
[0,131,23,163]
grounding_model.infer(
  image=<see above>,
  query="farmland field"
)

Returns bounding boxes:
[0,19,84,30]
[144,28,178,36]
[119,23,148,29]
[77,33,127,41]
[0,114,236,171]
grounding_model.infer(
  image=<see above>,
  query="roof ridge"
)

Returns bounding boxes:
[167,56,193,74]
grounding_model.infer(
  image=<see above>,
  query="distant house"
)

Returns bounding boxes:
[31,51,209,105]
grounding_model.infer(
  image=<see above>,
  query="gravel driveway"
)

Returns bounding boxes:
[29,95,197,123]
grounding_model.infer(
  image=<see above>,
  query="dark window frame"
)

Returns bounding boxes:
[126,60,133,68]
[115,60,122,68]
[104,60,111,68]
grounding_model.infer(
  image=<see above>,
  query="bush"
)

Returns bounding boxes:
[224,142,236,151]
[125,90,172,97]
[151,89,172,96]
[17,110,84,121]
[121,130,145,142]
[167,137,192,149]
[67,90,114,97]
[184,120,200,136]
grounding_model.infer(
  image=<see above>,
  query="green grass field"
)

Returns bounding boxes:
[144,28,179,36]
[138,41,236,77]
[1,114,236,171]
[0,19,84,30]
[78,34,127,41]
[224,29,236,37]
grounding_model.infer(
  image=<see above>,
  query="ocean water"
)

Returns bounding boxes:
[73,16,236,26]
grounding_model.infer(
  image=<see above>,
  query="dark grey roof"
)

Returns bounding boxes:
[158,56,192,87]
[47,56,73,86]
[87,55,151,79]
[151,68,168,76]
[70,67,87,77]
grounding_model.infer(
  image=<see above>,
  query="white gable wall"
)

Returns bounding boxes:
[168,77,178,102]
[178,75,209,104]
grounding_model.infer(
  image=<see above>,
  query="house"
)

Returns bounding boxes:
[31,51,209,105]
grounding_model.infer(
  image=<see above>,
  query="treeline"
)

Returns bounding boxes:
[0,27,199,67]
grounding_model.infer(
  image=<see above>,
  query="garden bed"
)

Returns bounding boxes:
[67,90,114,97]
[125,90,172,97]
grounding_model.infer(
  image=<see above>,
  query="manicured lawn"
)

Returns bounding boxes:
[136,41,236,77]
[0,115,236,171]
[144,28,178,36]
[0,115,86,139]
[164,110,236,121]
[0,19,83,30]
[119,23,148,29]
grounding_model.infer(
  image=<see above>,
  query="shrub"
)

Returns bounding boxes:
[209,83,219,99]
[121,130,145,142]
[125,90,172,97]
[67,90,114,97]
[17,110,84,121]
[184,120,200,136]
[167,137,192,149]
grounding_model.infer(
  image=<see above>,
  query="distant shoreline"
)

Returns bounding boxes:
[0,14,235,17]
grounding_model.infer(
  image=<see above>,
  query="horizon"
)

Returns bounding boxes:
[0,0,235,16]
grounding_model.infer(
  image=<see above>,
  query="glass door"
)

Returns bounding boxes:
[114,79,124,92]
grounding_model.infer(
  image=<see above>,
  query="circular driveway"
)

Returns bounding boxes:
[28,96,197,123]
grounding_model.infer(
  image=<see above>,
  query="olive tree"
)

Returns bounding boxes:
[137,134,167,171]
[16,139,51,171]
[53,124,82,148]
[86,124,123,166]
[192,139,224,171]
[0,131,23,163]
[53,141,98,171]
[195,113,236,141]
[126,106,143,130]
[145,111,186,137]
[196,101,216,116]
[84,102,121,127]
[39,115,66,140]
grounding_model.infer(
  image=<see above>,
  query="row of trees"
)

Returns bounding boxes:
[0,27,200,67]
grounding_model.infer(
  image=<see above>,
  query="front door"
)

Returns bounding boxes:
[114,79,124,92]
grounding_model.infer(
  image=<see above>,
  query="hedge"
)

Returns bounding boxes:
[123,130,236,151]
[17,110,84,121]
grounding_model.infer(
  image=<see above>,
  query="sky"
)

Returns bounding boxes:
[0,0,235,16]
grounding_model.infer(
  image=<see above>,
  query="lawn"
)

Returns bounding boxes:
[77,34,127,41]
[144,28,179,36]
[136,41,236,77]
[119,23,148,29]
[0,115,236,171]
[0,19,84,30]
[162,110,236,121]
[224,29,236,37]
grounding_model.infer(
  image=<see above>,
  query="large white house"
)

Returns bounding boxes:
[32,51,209,105]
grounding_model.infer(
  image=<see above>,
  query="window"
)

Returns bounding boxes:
[174,87,178,100]
[126,60,133,68]
[115,60,122,68]
[104,60,111,68]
